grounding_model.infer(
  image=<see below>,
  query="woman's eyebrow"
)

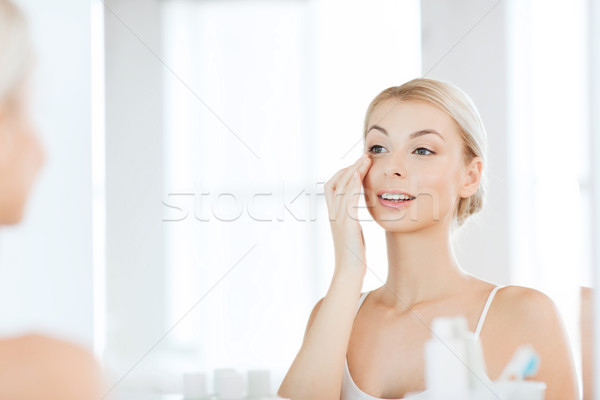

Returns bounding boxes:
[366,125,445,141]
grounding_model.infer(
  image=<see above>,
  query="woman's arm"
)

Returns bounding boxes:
[497,286,580,400]
[277,270,364,400]
[278,154,372,400]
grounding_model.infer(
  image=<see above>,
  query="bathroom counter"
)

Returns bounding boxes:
[113,392,183,400]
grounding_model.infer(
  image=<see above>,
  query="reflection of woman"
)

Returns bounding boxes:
[278,78,579,399]
[0,1,102,398]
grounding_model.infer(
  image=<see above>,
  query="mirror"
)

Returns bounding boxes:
[99,0,595,398]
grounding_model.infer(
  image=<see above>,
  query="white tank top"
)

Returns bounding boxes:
[341,286,503,400]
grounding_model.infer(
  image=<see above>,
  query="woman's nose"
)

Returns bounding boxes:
[383,157,405,178]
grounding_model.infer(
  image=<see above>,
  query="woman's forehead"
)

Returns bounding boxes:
[367,99,458,139]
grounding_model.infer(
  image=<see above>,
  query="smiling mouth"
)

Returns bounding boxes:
[377,193,417,203]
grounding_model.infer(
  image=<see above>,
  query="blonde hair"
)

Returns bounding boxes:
[0,0,32,101]
[363,78,488,229]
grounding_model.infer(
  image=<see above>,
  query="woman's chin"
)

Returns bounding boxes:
[377,220,419,233]
[370,208,444,233]
[370,210,417,231]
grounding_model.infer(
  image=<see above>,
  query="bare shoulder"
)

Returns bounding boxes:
[1,333,92,356]
[488,285,579,399]
[491,285,569,343]
[0,334,103,400]
[493,285,559,327]
[494,284,554,309]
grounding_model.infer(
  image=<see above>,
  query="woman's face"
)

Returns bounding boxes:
[0,79,45,225]
[362,99,480,232]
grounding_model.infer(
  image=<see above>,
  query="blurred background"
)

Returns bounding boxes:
[0,0,596,398]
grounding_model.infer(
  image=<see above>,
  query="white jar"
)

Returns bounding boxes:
[424,316,470,400]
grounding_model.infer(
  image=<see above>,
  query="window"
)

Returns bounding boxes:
[161,0,420,392]
[507,0,590,391]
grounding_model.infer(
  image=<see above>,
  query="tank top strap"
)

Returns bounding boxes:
[356,290,372,314]
[474,285,503,338]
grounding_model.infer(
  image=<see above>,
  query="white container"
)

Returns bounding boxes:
[464,331,494,392]
[404,380,546,400]
[247,369,272,398]
[183,371,207,399]
[214,368,244,400]
[490,381,546,400]
[425,317,470,400]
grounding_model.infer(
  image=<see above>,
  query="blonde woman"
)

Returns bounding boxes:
[0,1,102,398]
[278,78,579,399]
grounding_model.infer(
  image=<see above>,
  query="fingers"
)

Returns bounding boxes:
[348,170,362,221]
[324,154,364,202]
[324,168,347,216]
[356,155,372,181]
[345,156,372,212]
[349,156,372,220]
[324,160,356,197]
[324,153,372,221]
[338,153,369,190]
[324,168,346,193]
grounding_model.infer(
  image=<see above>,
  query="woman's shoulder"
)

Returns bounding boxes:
[489,284,567,342]
[0,333,102,399]
[494,285,557,317]
[489,286,579,396]
[1,331,85,348]
[0,333,95,362]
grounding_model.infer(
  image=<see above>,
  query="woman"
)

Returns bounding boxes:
[0,1,103,398]
[278,78,579,399]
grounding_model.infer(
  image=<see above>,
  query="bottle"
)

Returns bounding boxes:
[464,331,494,392]
[214,368,244,400]
[246,369,272,399]
[424,316,470,400]
[183,371,207,399]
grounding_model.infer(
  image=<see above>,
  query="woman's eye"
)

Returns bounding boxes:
[414,147,434,156]
[368,144,387,154]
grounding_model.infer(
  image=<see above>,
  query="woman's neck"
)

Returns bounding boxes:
[382,223,471,310]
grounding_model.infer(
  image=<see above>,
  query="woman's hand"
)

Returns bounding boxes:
[324,153,372,277]
[278,153,372,400]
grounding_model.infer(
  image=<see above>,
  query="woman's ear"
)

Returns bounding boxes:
[459,156,482,198]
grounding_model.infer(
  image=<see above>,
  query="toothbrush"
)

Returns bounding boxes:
[497,345,540,381]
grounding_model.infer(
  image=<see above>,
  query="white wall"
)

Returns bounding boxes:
[103,0,167,386]
[420,0,510,285]
[590,0,600,397]
[0,0,94,347]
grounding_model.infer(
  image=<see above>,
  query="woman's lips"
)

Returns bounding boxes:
[377,195,415,210]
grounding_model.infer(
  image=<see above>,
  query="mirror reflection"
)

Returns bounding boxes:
[0,1,594,400]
